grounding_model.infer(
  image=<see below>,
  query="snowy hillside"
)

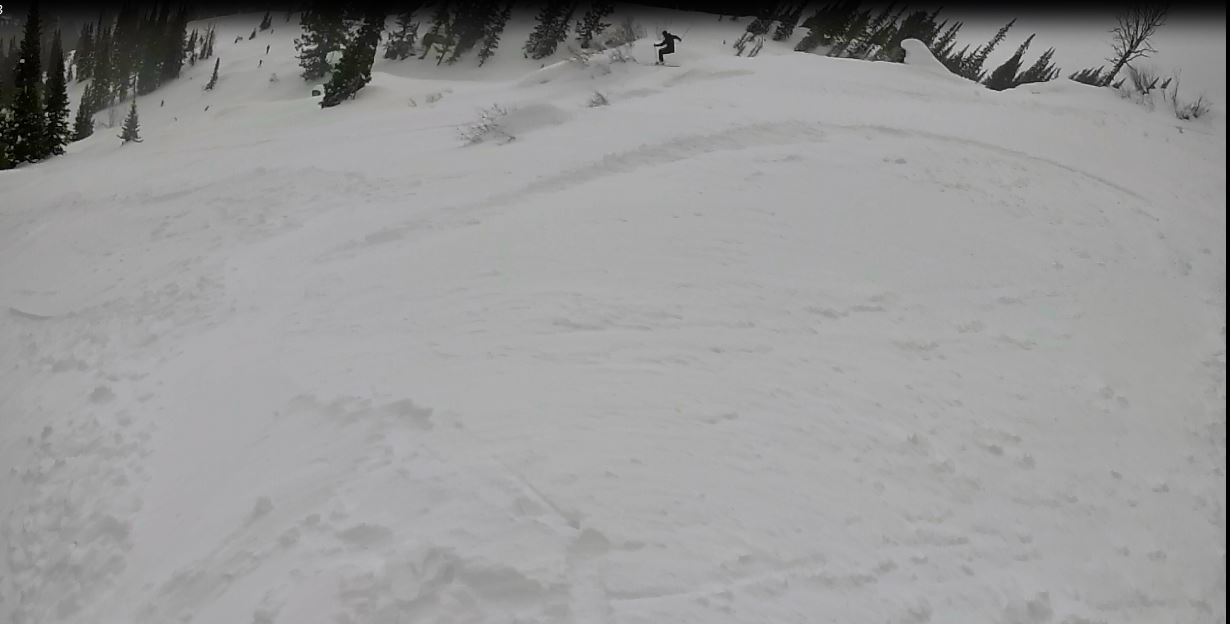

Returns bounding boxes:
[1,8,1226,624]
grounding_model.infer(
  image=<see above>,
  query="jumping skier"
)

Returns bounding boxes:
[654,30,682,65]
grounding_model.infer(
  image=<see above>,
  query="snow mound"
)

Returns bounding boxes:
[900,38,966,83]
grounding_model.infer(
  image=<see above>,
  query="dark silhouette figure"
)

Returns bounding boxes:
[654,30,681,64]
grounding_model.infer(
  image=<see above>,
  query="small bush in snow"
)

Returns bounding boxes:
[425,91,445,104]
[459,104,515,145]
[269,72,279,83]
[1126,64,1162,94]
[1174,93,1211,120]
[588,91,609,107]
[1164,72,1213,120]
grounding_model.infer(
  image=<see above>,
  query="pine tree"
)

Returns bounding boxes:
[576,0,614,48]
[204,57,220,90]
[136,7,162,95]
[0,109,14,169]
[4,0,47,164]
[118,98,141,142]
[260,11,274,31]
[843,2,896,58]
[295,2,348,80]
[203,27,217,59]
[419,0,453,60]
[929,20,962,59]
[795,0,860,53]
[1069,66,1106,86]
[1018,47,1060,84]
[771,2,808,42]
[320,7,384,107]
[384,5,423,60]
[523,0,567,59]
[827,7,872,58]
[444,0,490,64]
[187,29,198,66]
[92,25,115,111]
[964,18,1015,81]
[983,34,1033,91]
[43,29,70,155]
[112,2,141,102]
[73,82,96,140]
[76,22,96,81]
[161,6,189,82]
[477,0,514,66]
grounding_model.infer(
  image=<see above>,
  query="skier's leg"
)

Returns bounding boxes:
[658,48,666,64]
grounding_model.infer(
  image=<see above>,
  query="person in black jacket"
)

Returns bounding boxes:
[654,31,682,65]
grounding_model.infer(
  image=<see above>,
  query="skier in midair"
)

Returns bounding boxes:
[654,30,682,65]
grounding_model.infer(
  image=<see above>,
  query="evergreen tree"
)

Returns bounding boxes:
[161,6,189,82]
[320,7,384,107]
[118,98,141,142]
[477,0,514,66]
[827,7,872,58]
[203,27,217,59]
[929,20,962,59]
[295,2,348,80]
[260,11,274,31]
[771,2,808,42]
[384,5,423,60]
[43,29,70,155]
[794,0,859,53]
[576,0,614,48]
[419,0,453,60]
[92,25,115,111]
[964,18,1015,81]
[4,0,47,164]
[204,57,220,90]
[523,0,564,59]
[1018,47,1060,84]
[983,34,1033,91]
[73,82,96,140]
[548,1,580,55]
[187,29,198,66]
[136,7,162,95]
[440,1,478,64]
[76,22,96,81]
[0,109,13,169]
[1069,66,1106,86]
[111,2,141,102]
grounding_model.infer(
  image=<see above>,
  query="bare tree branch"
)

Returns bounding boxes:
[1103,2,1169,85]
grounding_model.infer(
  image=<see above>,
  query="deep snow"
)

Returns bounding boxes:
[0,8,1226,624]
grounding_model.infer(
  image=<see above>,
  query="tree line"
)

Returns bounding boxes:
[0,1,1184,168]
[1,0,193,168]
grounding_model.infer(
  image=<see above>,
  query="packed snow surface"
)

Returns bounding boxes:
[1,9,1225,624]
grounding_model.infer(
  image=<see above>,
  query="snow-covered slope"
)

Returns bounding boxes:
[1,9,1225,624]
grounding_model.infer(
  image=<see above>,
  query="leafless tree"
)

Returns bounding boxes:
[1102,3,1169,86]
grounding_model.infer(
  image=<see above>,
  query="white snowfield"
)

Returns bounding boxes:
[0,10,1225,624]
